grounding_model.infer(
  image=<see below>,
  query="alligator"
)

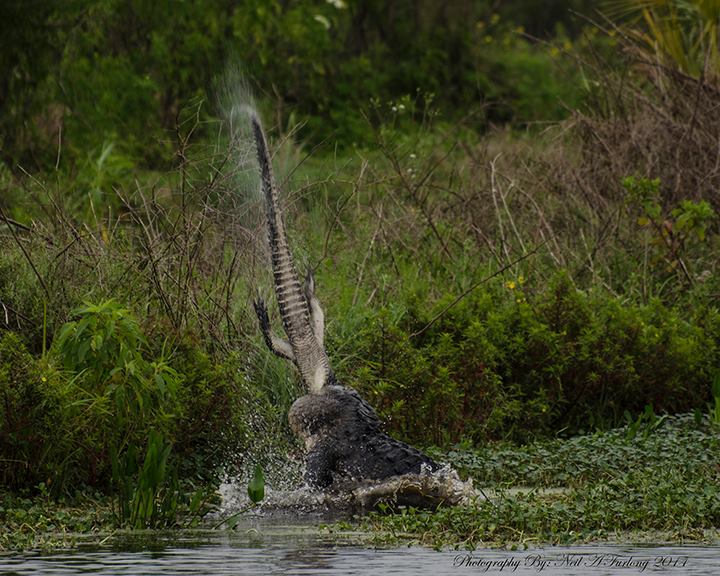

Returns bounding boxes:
[248,113,447,498]
[288,384,439,488]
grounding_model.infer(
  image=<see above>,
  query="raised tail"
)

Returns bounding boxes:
[250,113,332,393]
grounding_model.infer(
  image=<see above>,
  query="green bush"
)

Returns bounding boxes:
[0,296,294,495]
[349,273,717,445]
[47,300,182,488]
[0,332,63,488]
[169,342,258,480]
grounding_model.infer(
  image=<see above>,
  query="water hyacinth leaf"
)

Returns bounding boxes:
[248,464,265,504]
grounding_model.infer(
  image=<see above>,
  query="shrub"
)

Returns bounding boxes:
[170,342,257,480]
[0,294,294,494]
[0,332,63,488]
[349,273,717,445]
[49,300,183,488]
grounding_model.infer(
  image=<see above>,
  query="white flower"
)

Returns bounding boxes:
[313,14,331,29]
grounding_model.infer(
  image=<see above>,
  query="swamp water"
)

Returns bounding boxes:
[2,480,719,575]
[2,529,719,576]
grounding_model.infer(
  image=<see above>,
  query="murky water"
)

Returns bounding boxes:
[1,526,718,576]
[2,481,718,575]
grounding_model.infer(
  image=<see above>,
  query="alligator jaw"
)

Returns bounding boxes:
[250,113,332,393]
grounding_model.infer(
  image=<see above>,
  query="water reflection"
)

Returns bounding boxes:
[1,531,719,576]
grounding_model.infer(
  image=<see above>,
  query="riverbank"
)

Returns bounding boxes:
[346,413,720,549]
[2,413,718,552]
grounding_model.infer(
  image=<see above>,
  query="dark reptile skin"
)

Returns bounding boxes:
[289,385,439,488]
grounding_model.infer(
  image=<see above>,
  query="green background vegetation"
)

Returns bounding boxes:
[1,0,719,539]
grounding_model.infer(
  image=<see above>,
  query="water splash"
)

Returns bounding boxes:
[210,463,478,528]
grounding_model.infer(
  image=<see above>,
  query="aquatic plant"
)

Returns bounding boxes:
[355,414,720,548]
[247,463,266,504]
[110,429,213,529]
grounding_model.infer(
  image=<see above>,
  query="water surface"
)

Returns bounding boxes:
[2,527,718,576]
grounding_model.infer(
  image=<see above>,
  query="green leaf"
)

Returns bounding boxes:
[247,463,265,504]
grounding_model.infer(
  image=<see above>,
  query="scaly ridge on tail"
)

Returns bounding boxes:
[250,114,332,393]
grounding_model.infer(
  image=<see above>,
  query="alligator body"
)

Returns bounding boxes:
[289,385,439,487]
[249,113,441,494]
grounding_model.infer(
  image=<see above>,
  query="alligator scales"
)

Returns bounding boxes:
[250,113,439,489]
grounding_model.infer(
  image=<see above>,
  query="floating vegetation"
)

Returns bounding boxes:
[351,414,720,548]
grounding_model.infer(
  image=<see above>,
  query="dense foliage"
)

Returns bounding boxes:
[349,274,718,445]
[0,305,283,494]
[1,1,719,541]
[1,0,587,172]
